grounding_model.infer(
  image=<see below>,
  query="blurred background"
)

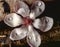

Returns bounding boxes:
[0,0,60,47]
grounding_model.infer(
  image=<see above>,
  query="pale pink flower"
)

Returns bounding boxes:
[4,0,53,47]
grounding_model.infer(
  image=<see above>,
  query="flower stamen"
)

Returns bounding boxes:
[23,17,33,26]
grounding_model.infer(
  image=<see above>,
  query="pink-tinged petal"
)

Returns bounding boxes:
[27,25,41,47]
[14,0,30,17]
[30,1,45,19]
[10,27,28,40]
[4,13,23,27]
[33,16,54,32]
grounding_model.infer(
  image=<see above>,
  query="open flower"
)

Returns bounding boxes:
[4,0,53,47]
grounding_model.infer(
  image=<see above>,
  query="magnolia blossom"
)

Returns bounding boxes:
[4,0,53,47]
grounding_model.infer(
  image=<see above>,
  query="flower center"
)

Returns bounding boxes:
[23,17,33,26]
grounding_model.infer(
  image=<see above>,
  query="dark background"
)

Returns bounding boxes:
[44,0,60,22]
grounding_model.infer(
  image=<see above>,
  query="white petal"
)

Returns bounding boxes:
[33,16,54,32]
[14,0,30,17]
[30,1,45,19]
[27,25,41,47]
[4,13,23,27]
[33,19,41,29]
[10,27,28,40]
[43,16,54,32]
[29,12,35,19]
